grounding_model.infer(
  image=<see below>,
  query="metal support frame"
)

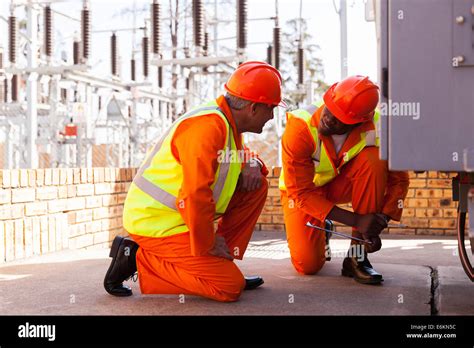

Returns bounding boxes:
[25,4,39,168]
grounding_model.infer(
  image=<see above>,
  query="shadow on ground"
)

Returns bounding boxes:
[0,232,472,315]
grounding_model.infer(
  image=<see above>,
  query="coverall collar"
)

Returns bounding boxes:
[216,95,243,150]
[311,104,376,167]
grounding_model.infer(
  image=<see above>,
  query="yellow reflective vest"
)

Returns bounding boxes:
[279,101,380,190]
[123,99,242,238]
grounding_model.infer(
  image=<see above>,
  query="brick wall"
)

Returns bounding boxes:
[0,166,459,264]
[0,168,135,263]
[256,168,459,236]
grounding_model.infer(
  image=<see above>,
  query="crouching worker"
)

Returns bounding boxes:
[279,75,409,284]
[103,61,285,301]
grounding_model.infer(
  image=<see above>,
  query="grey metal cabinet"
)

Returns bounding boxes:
[377,0,474,172]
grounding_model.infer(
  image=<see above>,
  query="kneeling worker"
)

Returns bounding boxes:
[279,75,409,284]
[104,61,285,301]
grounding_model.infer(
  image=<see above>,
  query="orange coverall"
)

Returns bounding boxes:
[129,95,269,302]
[281,106,409,275]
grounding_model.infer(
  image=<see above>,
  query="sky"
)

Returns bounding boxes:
[0,0,378,87]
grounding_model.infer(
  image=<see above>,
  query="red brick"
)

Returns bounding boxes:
[114,168,121,182]
[388,228,415,235]
[429,219,456,229]
[443,209,457,218]
[44,169,53,185]
[59,169,68,185]
[48,216,56,253]
[52,169,60,185]
[19,169,29,187]
[12,188,36,203]
[10,169,19,188]
[36,187,58,200]
[0,189,11,204]
[416,229,445,236]
[260,224,285,231]
[102,195,118,206]
[94,168,104,184]
[409,179,426,188]
[73,168,81,184]
[415,189,443,198]
[75,209,93,223]
[104,168,112,182]
[272,215,285,224]
[27,169,36,187]
[405,198,428,208]
[85,220,102,233]
[58,186,68,199]
[14,219,24,259]
[67,185,76,198]
[25,202,48,216]
[66,168,74,185]
[24,218,33,257]
[0,222,4,262]
[4,221,14,261]
[125,168,133,181]
[426,209,442,218]
[48,199,68,213]
[399,217,429,228]
[87,168,94,183]
[108,205,123,217]
[257,214,272,224]
[1,170,11,188]
[117,193,127,205]
[93,231,110,244]
[93,207,109,220]
[427,179,451,188]
[80,168,88,183]
[401,208,415,217]
[269,178,279,188]
[32,217,41,255]
[10,204,24,219]
[119,168,127,182]
[86,196,102,208]
[415,209,427,218]
[267,188,280,197]
[36,169,45,186]
[66,198,86,211]
[444,229,456,236]
[76,184,95,197]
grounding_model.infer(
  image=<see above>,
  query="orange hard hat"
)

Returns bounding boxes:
[224,61,286,107]
[323,75,379,124]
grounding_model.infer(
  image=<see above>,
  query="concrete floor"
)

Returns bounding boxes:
[0,232,472,315]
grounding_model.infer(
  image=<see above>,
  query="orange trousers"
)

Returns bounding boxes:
[129,179,268,302]
[281,147,388,275]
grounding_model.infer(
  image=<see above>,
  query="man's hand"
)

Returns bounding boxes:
[208,235,233,260]
[236,159,263,192]
[355,213,388,240]
[376,213,390,224]
[364,235,382,253]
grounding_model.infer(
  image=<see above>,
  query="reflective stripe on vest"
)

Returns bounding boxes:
[279,102,379,190]
[132,105,231,210]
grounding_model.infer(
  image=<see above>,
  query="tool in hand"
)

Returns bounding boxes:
[305,221,373,244]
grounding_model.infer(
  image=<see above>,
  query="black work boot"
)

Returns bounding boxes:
[244,276,264,290]
[104,236,139,297]
[341,244,383,285]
